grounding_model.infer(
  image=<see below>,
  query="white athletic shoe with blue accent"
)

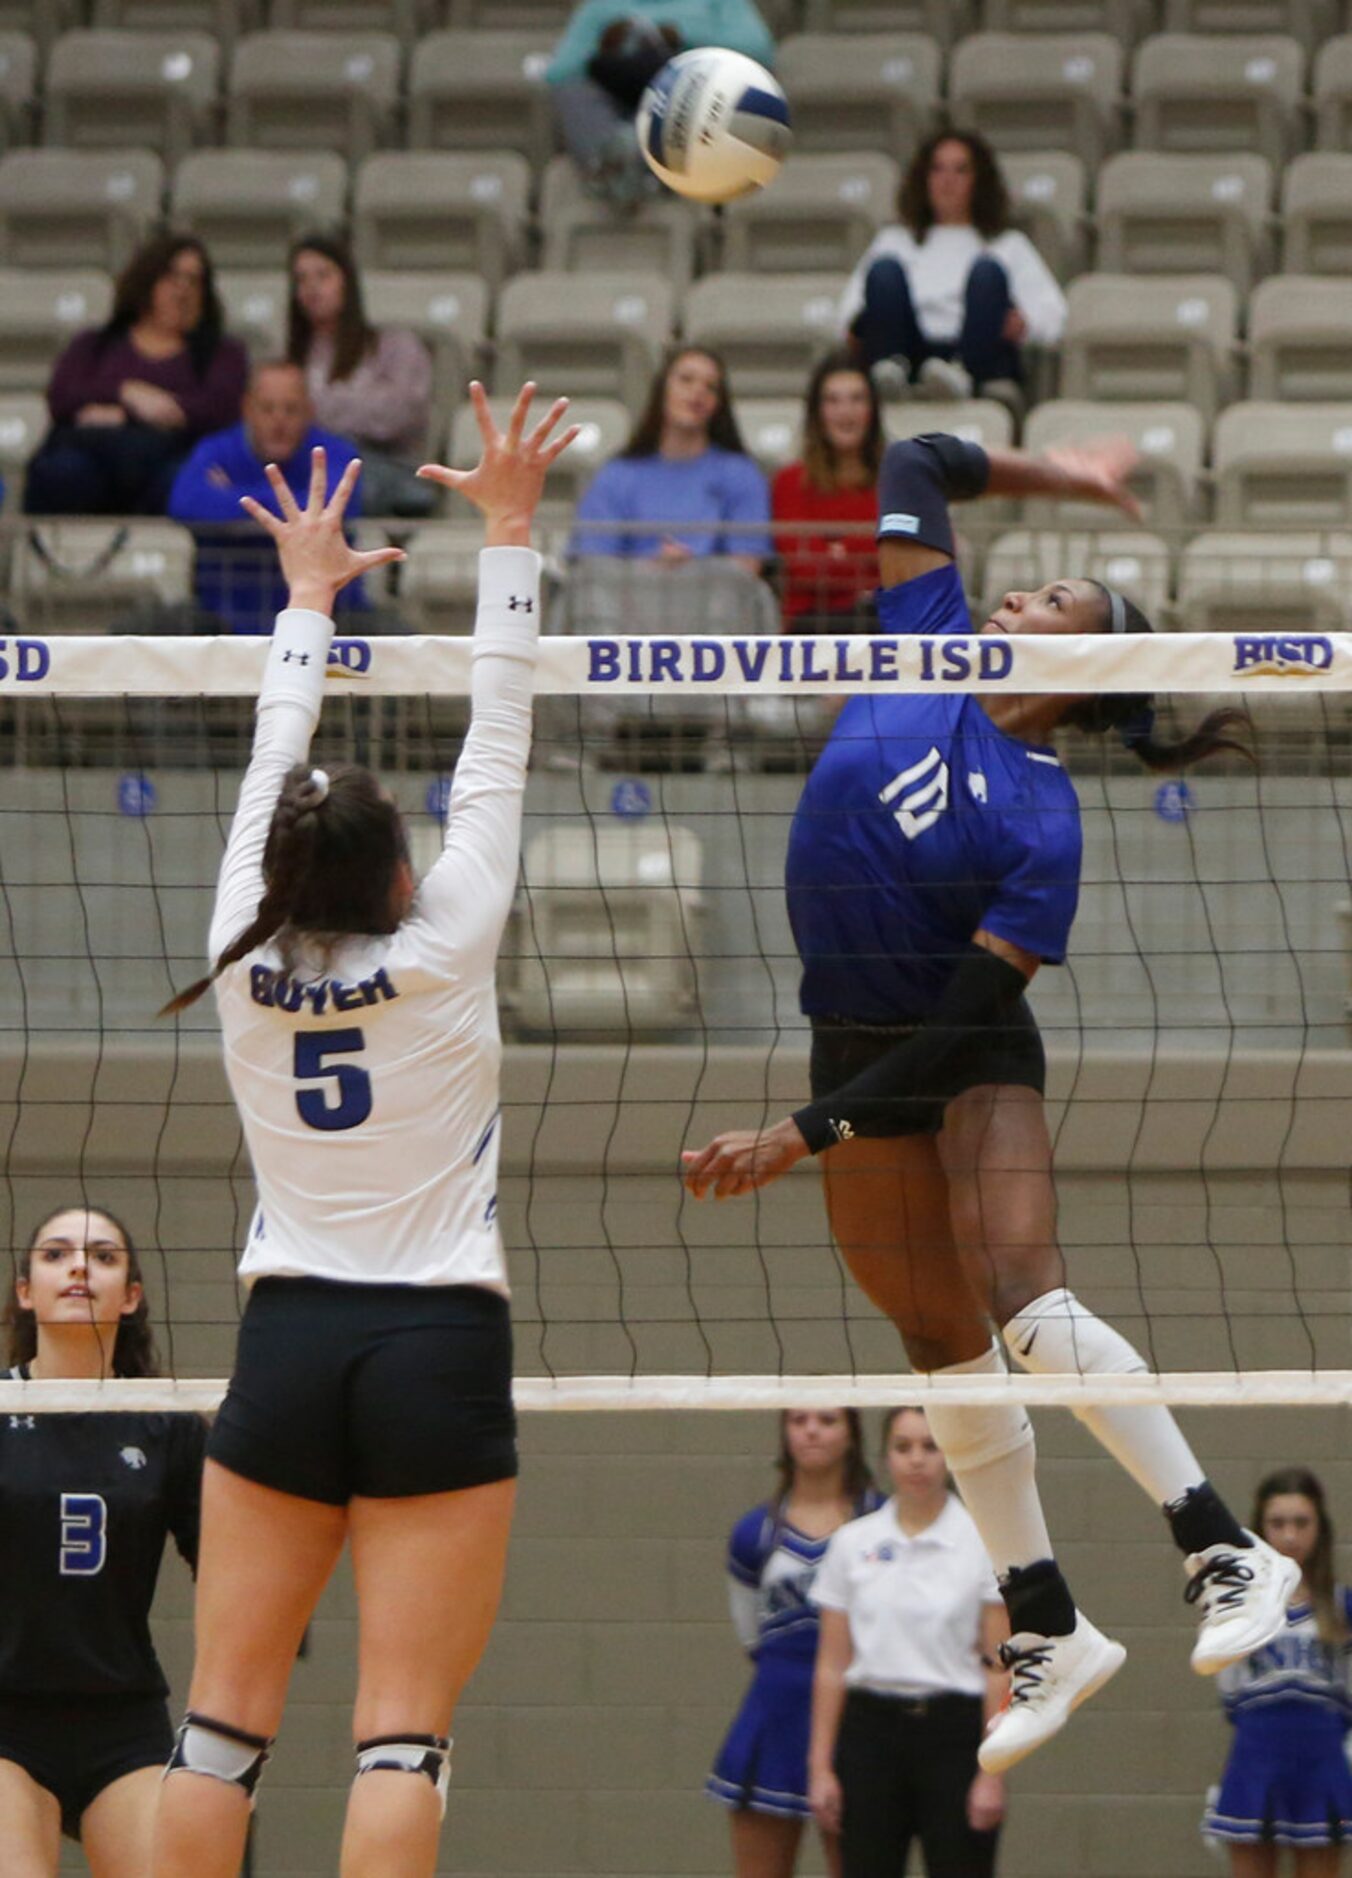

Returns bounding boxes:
[1186,1533,1301,1675]
[978,1614,1127,1774]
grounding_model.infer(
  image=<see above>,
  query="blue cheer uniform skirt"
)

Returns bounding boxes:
[1205,1705,1352,1846]
[707,1653,813,1820]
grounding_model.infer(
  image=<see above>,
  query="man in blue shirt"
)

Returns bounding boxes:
[168,361,362,634]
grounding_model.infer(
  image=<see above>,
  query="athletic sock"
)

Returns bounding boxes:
[924,1340,1057,1582]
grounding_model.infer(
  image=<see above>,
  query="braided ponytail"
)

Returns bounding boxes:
[160,762,408,1017]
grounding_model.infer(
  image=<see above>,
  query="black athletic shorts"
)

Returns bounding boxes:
[809,996,1046,1137]
[209,1277,518,1505]
[0,1691,173,1839]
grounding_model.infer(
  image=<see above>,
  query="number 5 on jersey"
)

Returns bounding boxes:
[295,1028,372,1131]
[60,1492,107,1576]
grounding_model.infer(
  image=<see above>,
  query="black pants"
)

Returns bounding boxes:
[836,1690,998,1878]
[851,255,1023,388]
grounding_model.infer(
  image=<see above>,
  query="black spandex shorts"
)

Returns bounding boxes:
[809,996,1046,1137]
[0,1691,173,1839]
[209,1277,518,1505]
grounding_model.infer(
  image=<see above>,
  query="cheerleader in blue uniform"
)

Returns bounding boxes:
[708,1409,879,1878]
[1206,1468,1352,1878]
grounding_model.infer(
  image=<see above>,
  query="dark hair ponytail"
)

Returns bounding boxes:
[4,1205,159,1378]
[1062,585,1254,772]
[161,762,408,1016]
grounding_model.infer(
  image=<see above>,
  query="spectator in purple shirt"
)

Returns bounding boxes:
[25,233,248,517]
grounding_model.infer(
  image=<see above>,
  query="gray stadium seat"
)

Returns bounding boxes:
[173,150,348,269]
[45,31,220,166]
[773,35,941,158]
[1023,399,1206,523]
[496,270,674,411]
[354,152,531,288]
[216,268,288,357]
[0,389,46,509]
[0,33,35,149]
[1060,273,1238,421]
[801,0,968,41]
[1095,152,1274,296]
[400,520,490,635]
[1214,401,1352,526]
[1177,529,1352,634]
[683,273,842,398]
[408,32,555,168]
[1281,154,1352,272]
[270,0,427,40]
[92,0,259,41]
[1132,34,1305,168]
[1163,0,1335,56]
[949,33,1124,168]
[719,153,899,275]
[362,269,489,437]
[0,150,164,271]
[0,268,113,393]
[1313,37,1352,150]
[449,393,628,518]
[1002,150,1089,279]
[883,397,1016,454]
[443,0,573,26]
[984,528,1172,622]
[734,397,803,475]
[0,2,81,55]
[13,521,195,635]
[541,198,701,296]
[227,31,400,161]
[985,0,1149,43]
[1249,276,1352,401]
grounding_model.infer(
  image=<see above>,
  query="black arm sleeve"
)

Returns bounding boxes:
[791,949,1029,1154]
[168,1413,208,1575]
[877,434,992,558]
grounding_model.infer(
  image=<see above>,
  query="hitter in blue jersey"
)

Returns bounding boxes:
[684,432,1301,1778]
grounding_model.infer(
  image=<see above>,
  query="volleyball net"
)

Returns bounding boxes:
[0,607,1348,1414]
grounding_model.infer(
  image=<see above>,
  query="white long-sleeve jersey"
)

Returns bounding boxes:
[210,546,540,1291]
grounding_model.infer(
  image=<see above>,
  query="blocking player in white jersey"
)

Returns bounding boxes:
[152,381,578,1878]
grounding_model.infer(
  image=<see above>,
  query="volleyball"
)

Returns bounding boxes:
[636,47,791,205]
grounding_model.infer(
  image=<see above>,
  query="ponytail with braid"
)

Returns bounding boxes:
[161,762,409,1017]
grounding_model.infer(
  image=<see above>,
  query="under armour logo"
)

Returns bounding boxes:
[9,1415,34,1430]
[120,1445,148,1470]
[880,747,949,840]
[829,1118,855,1142]
[507,595,534,612]
[282,650,310,665]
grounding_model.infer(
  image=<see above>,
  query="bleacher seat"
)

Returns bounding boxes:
[408,32,555,168]
[1132,34,1305,168]
[1249,276,1352,401]
[0,1,80,55]
[803,0,967,40]
[496,270,673,411]
[1281,154,1352,272]
[984,529,1172,624]
[13,521,195,634]
[735,397,803,475]
[1095,153,1274,295]
[541,197,701,295]
[449,393,628,515]
[883,398,1017,455]
[949,33,1123,168]
[1214,401,1352,526]
[0,33,35,150]
[1162,0,1335,56]
[45,31,220,166]
[1177,529,1352,634]
[444,0,573,25]
[1061,273,1238,420]
[0,268,113,393]
[173,150,347,269]
[227,31,400,161]
[400,520,488,635]
[773,35,941,157]
[216,268,287,356]
[683,273,842,398]
[1023,399,1207,523]
[362,270,489,438]
[719,154,899,275]
[93,0,259,41]
[354,152,530,288]
[0,389,46,509]
[985,0,1148,43]
[270,0,426,40]
[0,150,164,271]
[1313,36,1352,149]
[1003,150,1089,279]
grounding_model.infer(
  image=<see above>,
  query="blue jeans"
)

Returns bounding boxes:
[852,253,1023,387]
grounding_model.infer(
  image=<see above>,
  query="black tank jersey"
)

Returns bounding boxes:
[0,1370,206,1698]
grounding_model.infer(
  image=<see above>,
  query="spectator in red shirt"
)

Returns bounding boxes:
[25,233,247,517]
[772,354,883,632]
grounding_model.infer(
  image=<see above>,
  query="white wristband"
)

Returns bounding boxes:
[473,547,541,660]
[262,608,333,709]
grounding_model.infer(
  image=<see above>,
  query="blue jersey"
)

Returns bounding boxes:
[727,1495,881,1666]
[1219,1592,1352,1727]
[786,564,1083,1023]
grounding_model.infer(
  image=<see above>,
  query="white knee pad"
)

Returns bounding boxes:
[1004,1288,1147,1379]
[166,1712,274,1801]
[354,1734,452,1819]
[922,1339,1035,1475]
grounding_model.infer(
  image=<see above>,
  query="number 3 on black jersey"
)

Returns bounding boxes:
[295,1028,372,1131]
[60,1492,107,1576]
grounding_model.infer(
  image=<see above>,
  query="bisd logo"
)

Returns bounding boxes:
[326,639,372,679]
[1233,635,1334,677]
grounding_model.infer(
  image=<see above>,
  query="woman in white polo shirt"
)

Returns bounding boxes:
[809,1408,1008,1877]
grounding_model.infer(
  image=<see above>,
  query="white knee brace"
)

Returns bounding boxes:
[354,1734,452,1819]
[166,1711,274,1800]
[922,1339,1035,1474]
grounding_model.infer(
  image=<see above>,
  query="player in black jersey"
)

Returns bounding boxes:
[0,1203,206,1873]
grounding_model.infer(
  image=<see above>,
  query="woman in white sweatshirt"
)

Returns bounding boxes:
[839,130,1066,405]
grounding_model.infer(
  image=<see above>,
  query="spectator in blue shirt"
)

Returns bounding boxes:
[168,360,362,634]
[571,347,771,567]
